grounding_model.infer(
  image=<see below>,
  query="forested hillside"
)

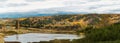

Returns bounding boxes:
[18,14,120,30]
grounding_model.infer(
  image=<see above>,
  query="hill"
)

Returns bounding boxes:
[18,14,120,30]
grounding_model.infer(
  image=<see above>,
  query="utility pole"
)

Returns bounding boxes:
[15,20,20,29]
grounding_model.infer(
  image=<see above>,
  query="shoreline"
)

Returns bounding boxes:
[0,28,77,36]
[0,28,77,43]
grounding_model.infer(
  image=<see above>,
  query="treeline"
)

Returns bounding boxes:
[19,15,85,30]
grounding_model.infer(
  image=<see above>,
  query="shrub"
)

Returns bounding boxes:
[85,23,120,41]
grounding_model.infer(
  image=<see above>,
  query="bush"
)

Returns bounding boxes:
[85,23,120,41]
[73,23,120,43]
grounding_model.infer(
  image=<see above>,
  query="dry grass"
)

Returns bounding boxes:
[0,33,4,43]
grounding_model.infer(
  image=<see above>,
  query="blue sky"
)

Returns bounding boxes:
[0,0,120,14]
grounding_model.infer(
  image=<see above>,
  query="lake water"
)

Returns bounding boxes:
[4,33,82,43]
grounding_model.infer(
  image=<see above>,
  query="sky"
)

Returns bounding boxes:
[0,0,120,14]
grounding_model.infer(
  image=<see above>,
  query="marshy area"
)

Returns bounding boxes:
[0,27,83,43]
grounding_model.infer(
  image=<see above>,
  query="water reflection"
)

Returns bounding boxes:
[29,39,71,43]
[16,34,19,40]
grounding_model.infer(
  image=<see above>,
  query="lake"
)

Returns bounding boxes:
[4,33,83,43]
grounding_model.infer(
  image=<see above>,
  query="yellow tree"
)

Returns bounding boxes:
[0,20,7,31]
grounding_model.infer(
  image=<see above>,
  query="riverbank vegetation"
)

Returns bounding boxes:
[73,22,120,43]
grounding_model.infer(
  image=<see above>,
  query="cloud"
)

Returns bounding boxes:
[6,3,28,7]
[0,0,120,14]
[25,0,46,2]
[0,0,7,2]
